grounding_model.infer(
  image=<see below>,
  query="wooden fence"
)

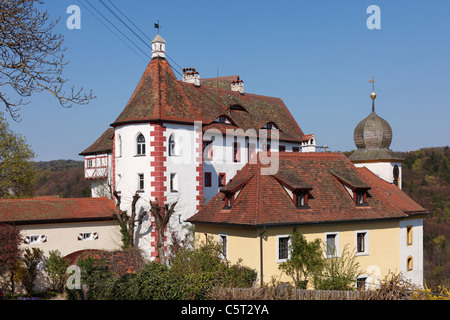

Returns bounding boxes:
[210,287,361,300]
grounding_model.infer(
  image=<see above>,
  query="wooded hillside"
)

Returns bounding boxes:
[32,160,90,198]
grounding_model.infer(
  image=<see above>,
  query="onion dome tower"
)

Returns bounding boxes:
[348,76,403,188]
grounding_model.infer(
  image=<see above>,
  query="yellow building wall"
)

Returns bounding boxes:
[194,220,400,288]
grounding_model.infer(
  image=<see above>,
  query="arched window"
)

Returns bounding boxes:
[136,134,146,155]
[168,133,175,156]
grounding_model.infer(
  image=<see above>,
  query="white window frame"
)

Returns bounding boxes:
[29,235,42,244]
[81,232,93,241]
[325,232,340,258]
[136,133,146,156]
[170,173,178,193]
[355,230,369,256]
[218,233,228,260]
[276,234,291,263]
[138,173,145,191]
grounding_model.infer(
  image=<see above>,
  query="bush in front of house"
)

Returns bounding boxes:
[73,242,257,300]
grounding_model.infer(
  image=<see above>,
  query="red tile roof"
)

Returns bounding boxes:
[188,153,428,227]
[0,197,116,224]
[109,57,304,143]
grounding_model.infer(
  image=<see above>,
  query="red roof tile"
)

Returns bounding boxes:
[109,57,304,142]
[0,197,116,224]
[188,153,429,227]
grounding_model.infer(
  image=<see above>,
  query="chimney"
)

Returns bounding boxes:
[231,78,244,94]
[182,68,200,86]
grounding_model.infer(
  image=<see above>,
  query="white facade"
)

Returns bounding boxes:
[399,219,424,287]
[353,161,402,189]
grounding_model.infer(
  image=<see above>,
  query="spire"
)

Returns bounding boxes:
[369,75,376,112]
[151,34,166,59]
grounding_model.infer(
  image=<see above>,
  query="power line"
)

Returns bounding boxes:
[79,0,151,60]
[77,0,148,62]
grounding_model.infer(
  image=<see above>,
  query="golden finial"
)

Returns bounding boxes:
[369,75,376,100]
[369,75,376,112]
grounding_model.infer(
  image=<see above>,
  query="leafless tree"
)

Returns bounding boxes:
[113,190,147,249]
[0,0,94,121]
[149,198,177,265]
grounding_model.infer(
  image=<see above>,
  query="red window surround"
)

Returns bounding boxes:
[218,173,226,187]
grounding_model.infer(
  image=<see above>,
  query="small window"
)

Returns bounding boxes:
[214,115,231,124]
[224,193,234,209]
[204,172,212,187]
[78,232,98,241]
[279,145,286,152]
[407,256,413,271]
[247,143,256,162]
[87,159,93,168]
[218,173,226,187]
[117,135,122,157]
[219,234,228,260]
[138,174,145,191]
[277,236,290,262]
[356,231,369,255]
[168,134,176,156]
[233,142,241,163]
[203,140,213,161]
[357,276,367,291]
[262,122,278,130]
[295,191,308,208]
[292,147,300,152]
[325,233,338,258]
[136,134,146,155]
[170,173,178,192]
[355,191,367,206]
[407,226,413,246]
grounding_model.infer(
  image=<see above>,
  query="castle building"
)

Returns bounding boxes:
[80,35,315,259]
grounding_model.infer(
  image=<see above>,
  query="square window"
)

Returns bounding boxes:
[279,145,286,152]
[292,147,300,152]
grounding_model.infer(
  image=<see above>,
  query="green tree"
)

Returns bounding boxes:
[314,244,362,290]
[21,247,44,293]
[45,250,71,292]
[0,112,35,198]
[278,231,324,288]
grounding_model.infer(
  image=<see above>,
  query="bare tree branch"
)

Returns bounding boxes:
[0,0,95,121]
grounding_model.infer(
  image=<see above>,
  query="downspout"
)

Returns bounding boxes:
[259,225,267,286]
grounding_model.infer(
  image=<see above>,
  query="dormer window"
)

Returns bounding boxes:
[214,115,232,124]
[294,190,309,208]
[230,104,247,112]
[355,191,367,206]
[262,122,278,130]
[224,193,234,209]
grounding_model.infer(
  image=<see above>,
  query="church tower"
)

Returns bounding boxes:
[348,78,403,188]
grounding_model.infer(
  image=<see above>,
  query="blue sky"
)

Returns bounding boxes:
[6,0,450,161]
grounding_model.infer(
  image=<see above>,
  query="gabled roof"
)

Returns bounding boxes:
[188,152,428,227]
[109,56,304,142]
[79,128,114,156]
[0,197,116,224]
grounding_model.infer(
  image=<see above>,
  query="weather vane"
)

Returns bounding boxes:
[154,20,161,34]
